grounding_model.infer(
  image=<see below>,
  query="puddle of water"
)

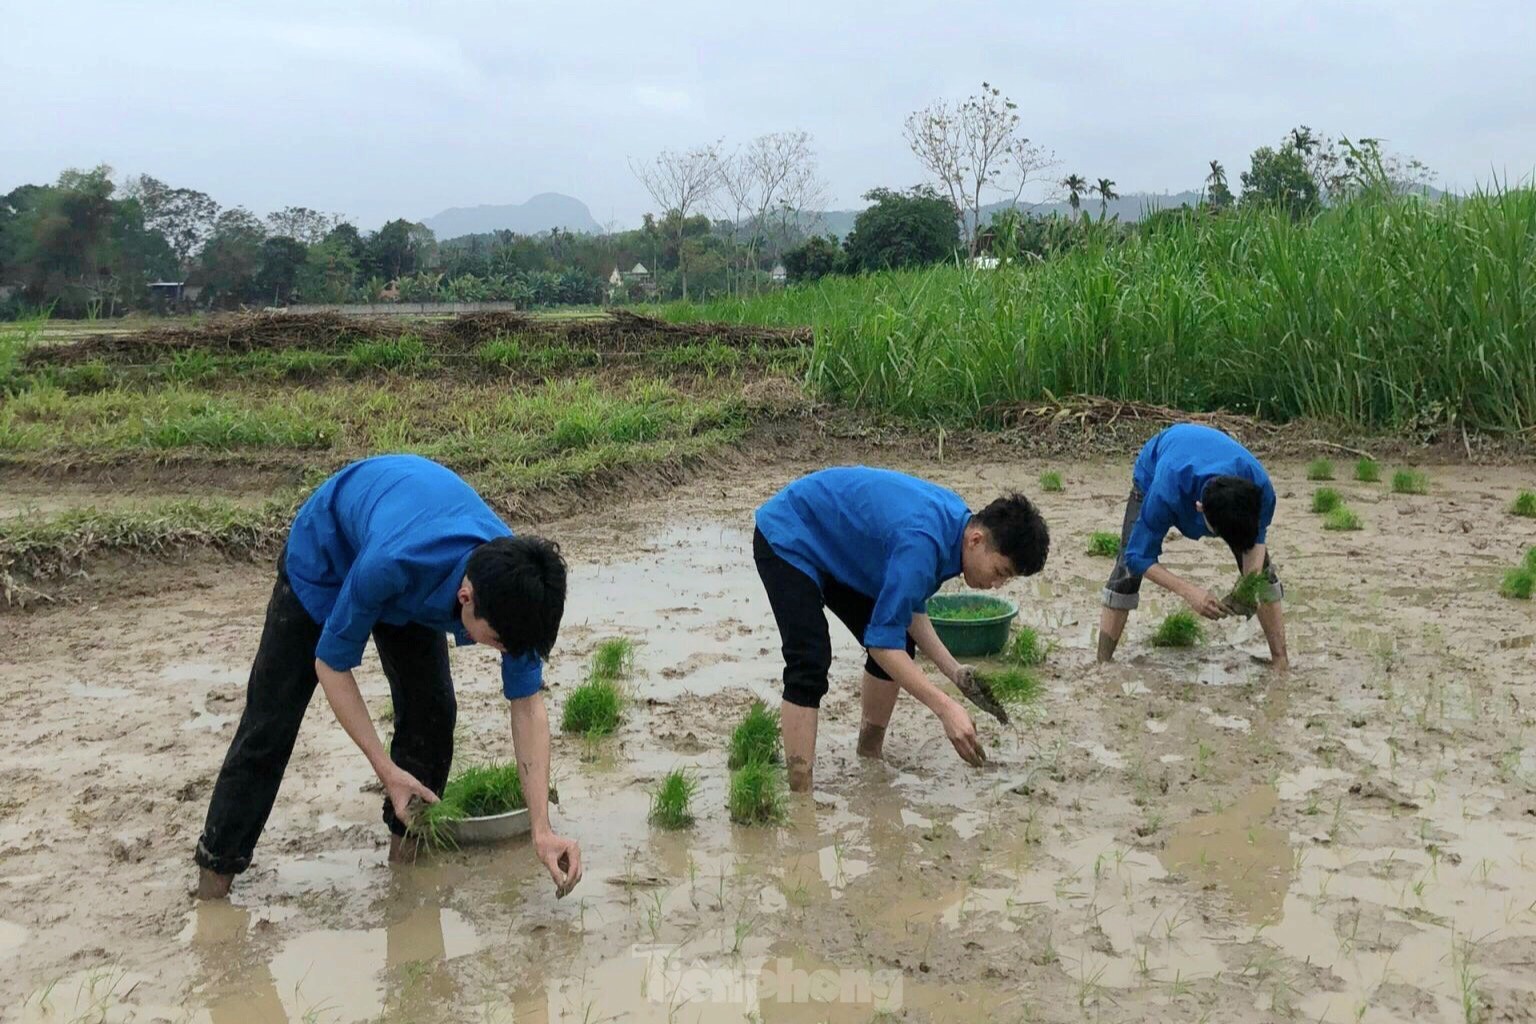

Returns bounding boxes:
[163,663,247,687]
[1160,786,1293,924]
[64,683,134,700]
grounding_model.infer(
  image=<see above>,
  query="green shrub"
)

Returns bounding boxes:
[1004,625,1046,667]
[1354,458,1381,483]
[649,768,698,829]
[1087,532,1120,557]
[1151,611,1203,648]
[728,761,786,825]
[1392,469,1428,494]
[1323,506,1363,531]
[728,701,782,770]
[561,677,624,736]
[1509,491,1536,518]
[1306,459,1334,481]
[1311,488,1342,514]
[1039,471,1064,493]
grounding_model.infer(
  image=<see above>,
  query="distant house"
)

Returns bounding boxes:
[770,263,787,285]
[608,267,623,287]
[148,280,186,301]
[624,262,650,283]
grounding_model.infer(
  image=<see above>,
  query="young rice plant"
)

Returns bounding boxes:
[728,701,782,770]
[1039,471,1064,493]
[1324,506,1363,531]
[728,760,787,825]
[1087,532,1120,557]
[649,768,698,830]
[1151,611,1204,648]
[1306,459,1335,481]
[1354,458,1381,483]
[1311,488,1343,514]
[1392,469,1429,495]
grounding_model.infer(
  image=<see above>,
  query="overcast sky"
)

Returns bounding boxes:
[5,0,1533,229]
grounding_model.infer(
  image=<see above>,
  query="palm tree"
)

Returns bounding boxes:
[1206,160,1226,190]
[1205,160,1234,211]
[1061,174,1088,214]
[1094,178,1118,219]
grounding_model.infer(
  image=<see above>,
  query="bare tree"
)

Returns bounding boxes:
[265,206,341,245]
[715,149,758,296]
[711,132,828,294]
[905,82,1055,255]
[628,143,722,300]
[125,174,221,272]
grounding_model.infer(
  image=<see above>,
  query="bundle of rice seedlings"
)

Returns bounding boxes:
[727,760,786,825]
[649,768,698,829]
[562,677,625,736]
[727,701,781,770]
[974,667,1042,709]
[409,761,527,849]
[1225,571,1273,615]
[1311,488,1342,514]
[1500,567,1535,600]
[1151,610,1203,648]
[1354,458,1381,483]
[1509,491,1536,518]
[1392,469,1428,495]
[589,637,636,682]
[1038,471,1064,493]
[1087,532,1120,557]
[1004,625,1047,667]
[1306,459,1335,481]
[1323,506,1363,531]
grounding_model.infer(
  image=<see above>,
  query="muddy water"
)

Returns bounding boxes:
[3,458,1536,1022]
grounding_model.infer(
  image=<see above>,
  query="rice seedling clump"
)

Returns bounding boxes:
[1230,571,1272,610]
[1151,610,1204,648]
[1311,488,1342,514]
[1004,625,1047,667]
[728,701,782,770]
[409,761,526,849]
[1354,458,1381,483]
[562,677,624,736]
[1324,506,1363,531]
[589,637,636,682]
[1392,469,1428,494]
[1510,491,1536,518]
[927,595,1013,620]
[975,667,1042,709]
[1087,532,1120,557]
[1500,567,1535,600]
[1039,471,1064,493]
[1306,459,1335,481]
[728,760,786,825]
[649,768,698,829]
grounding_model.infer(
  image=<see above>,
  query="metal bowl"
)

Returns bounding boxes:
[448,807,532,845]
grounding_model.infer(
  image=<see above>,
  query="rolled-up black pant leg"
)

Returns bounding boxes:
[373,622,456,837]
[1102,485,1146,610]
[196,563,322,875]
[754,528,833,709]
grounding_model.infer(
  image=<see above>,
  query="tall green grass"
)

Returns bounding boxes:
[665,190,1536,432]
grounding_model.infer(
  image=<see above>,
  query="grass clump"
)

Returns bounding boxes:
[589,637,636,682]
[1509,491,1536,518]
[1004,625,1047,667]
[1311,487,1343,514]
[1306,459,1335,481]
[975,667,1042,709]
[561,677,624,736]
[1354,458,1381,483]
[1087,532,1120,558]
[1151,610,1204,648]
[1500,567,1535,600]
[1039,471,1064,493]
[649,768,698,830]
[1392,469,1429,494]
[1323,506,1363,531]
[409,761,526,849]
[727,701,782,770]
[727,760,786,825]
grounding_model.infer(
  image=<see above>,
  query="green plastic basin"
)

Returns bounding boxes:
[926,594,1019,657]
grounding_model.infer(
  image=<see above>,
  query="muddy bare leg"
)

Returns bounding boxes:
[196,868,233,900]
[389,834,423,864]
[1257,600,1289,671]
[1097,607,1129,662]
[857,671,898,758]
[781,700,818,793]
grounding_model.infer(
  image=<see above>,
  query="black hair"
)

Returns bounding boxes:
[465,535,567,659]
[974,492,1050,576]
[1201,476,1262,551]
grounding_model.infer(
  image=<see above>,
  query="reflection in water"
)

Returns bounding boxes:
[1159,785,1293,924]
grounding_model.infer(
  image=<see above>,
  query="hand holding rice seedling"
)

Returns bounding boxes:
[408,762,529,849]
[1151,610,1204,647]
[1221,571,1272,617]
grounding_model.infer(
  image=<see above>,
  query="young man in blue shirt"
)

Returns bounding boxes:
[1096,424,1289,669]
[754,467,1050,792]
[195,455,582,899]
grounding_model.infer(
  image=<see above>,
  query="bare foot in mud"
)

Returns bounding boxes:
[195,868,232,900]
[856,722,886,759]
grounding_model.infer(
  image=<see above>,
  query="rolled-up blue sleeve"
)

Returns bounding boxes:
[864,538,939,649]
[1123,494,1176,576]
[315,555,405,672]
[501,653,544,700]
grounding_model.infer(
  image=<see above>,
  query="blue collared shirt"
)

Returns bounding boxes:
[1123,424,1276,575]
[755,466,970,649]
[284,454,543,699]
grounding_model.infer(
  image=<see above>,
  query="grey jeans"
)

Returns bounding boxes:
[1100,485,1282,610]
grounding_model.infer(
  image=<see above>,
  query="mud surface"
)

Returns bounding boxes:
[3,457,1535,1022]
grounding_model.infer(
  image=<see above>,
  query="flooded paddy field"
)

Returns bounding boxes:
[2,456,1535,1023]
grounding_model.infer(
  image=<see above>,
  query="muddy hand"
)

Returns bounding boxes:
[1220,590,1257,619]
[535,832,583,898]
[954,665,1010,726]
[381,762,437,824]
[939,701,987,767]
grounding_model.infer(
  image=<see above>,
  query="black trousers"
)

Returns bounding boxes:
[195,552,457,875]
[753,528,915,709]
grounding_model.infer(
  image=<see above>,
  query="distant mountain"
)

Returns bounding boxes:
[423,193,601,239]
[807,191,1208,239]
